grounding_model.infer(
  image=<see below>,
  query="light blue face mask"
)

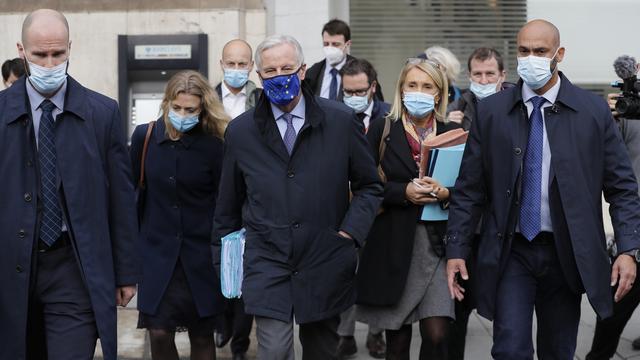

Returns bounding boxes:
[403,92,435,118]
[517,48,559,90]
[343,95,370,113]
[26,58,68,94]
[168,110,199,132]
[223,68,250,89]
[469,81,498,99]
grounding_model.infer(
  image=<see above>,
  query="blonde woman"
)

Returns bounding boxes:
[356,59,461,360]
[130,70,230,360]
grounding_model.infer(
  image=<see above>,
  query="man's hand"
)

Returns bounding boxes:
[611,254,636,302]
[447,110,464,124]
[447,259,468,301]
[116,285,137,307]
[608,93,620,118]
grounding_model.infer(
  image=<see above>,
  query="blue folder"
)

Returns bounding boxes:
[421,144,465,221]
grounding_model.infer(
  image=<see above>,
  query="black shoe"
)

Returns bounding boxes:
[232,352,247,360]
[337,336,358,359]
[632,336,640,350]
[214,330,231,348]
[366,332,386,359]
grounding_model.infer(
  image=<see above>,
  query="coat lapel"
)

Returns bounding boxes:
[387,119,418,175]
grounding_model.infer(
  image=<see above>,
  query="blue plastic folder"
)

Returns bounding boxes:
[421,144,466,221]
[220,228,246,299]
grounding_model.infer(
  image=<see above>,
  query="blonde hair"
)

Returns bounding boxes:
[387,60,449,123]
[425,46,461,85]
[160,70,229,140]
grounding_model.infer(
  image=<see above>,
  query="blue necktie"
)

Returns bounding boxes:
[329,68,338,100]
[38,100,62,247]
[520,96,546,241]
[282,113,296,155]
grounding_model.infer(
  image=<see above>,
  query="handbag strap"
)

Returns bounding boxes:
[377,117,392,182]
[138,121,156,189]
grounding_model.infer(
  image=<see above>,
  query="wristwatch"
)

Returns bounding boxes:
[622,249,640,262]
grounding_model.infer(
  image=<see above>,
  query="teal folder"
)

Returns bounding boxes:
[420,144,465,221]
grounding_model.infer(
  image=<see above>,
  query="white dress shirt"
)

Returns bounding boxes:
[361,100,374,130]
[320,57,347,99]
[271,96,306,139]
[520,77,562,233]
[221,82,248,120]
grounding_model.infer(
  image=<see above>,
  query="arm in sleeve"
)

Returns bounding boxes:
[601,108,640,253]
[212,131,246,272]
[107,106,140,286]
[444,101,488,260]
[340,114,384,246]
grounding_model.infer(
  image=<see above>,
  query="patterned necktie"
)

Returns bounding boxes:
[38,99,62,246]
[329,68,339,100]
[282,113,296,155]
[519,96,547,241]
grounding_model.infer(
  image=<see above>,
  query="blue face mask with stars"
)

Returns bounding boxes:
[261,67,302,106]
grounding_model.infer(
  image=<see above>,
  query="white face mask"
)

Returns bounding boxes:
[469,81,498,99]
[516,48,559,90]
[323,46,346,65]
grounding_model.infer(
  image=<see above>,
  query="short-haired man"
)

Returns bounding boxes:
[1,57,25,87]
[336,57,389,359]
[214,34,383,359]
[0,9,138,360]
[304,19,383,102]
[447,47,509,130]
[446,20,640,359]
[216,39,262,120]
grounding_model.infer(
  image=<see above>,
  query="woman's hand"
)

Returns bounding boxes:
[417,176,450,201]
[405,178,439,205]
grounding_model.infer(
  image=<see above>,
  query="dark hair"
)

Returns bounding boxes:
[467,47,504,72]
[340,58,378,86]
[321,19,351,42]
[2,58,25,82]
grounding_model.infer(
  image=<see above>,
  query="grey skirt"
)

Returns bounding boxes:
[356,223,454,330]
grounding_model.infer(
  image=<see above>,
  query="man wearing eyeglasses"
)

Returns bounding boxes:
[341,58,389,134]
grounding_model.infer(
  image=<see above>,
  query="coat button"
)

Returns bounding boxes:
[292,270,299,276]
[514,147,522,155]
[497,232,503,239]
[18,229,26,238]
[16,265,23,273]
[292,222,300,229]
[27,159,33,167]
[24,193,32,202]
[287,170,295,178]
[506,190,511,198]
[169,176,175,182]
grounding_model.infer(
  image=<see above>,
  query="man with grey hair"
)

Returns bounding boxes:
[214,34,383,359]
[0,9,138,360]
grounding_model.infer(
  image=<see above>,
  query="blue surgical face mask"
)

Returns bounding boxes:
[469,81,498,99]
[168,110,199,132]
[261,69,301,106]
[343,94,370,113]
[403,92,435,118]
[224,68,250,89]
[517,48,559,90]
[26,57,68,94]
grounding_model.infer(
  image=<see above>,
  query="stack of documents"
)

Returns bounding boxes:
[220,228,246,299]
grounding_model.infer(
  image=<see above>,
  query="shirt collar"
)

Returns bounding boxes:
[522,76,561,106]
[324,56,348,75]
[221,81,247,98]
[26,78,68,113]
[363,99,374,117]
[271,95,306,121]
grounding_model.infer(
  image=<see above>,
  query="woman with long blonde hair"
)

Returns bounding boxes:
[356,59,461,360]
[130,70,230,360]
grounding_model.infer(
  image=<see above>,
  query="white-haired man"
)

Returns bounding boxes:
[213,35,383,359]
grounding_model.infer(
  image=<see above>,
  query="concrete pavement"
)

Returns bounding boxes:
[94,296,640,359]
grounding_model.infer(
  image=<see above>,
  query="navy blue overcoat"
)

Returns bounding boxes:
[0,77,139,360]
[445,73,640,320]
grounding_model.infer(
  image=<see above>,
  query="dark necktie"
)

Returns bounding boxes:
[329,68,339,100]
[38,99,62,246]
[282,113,296,154]
[519,96,546,241]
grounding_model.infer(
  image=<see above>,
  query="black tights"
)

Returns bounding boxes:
[385,317,449,360]
[148,329,216,360]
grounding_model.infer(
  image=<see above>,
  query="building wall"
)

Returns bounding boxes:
[0,6,267,100]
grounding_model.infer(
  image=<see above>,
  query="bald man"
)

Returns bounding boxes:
[216,39,262,120]
[0,9,138,360]
[445,19,640,359]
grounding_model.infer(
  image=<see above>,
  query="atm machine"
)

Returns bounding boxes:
[117,34,208,141]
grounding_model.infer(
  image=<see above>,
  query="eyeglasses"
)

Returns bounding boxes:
[405,57,446,72]
[343,86,371,97]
